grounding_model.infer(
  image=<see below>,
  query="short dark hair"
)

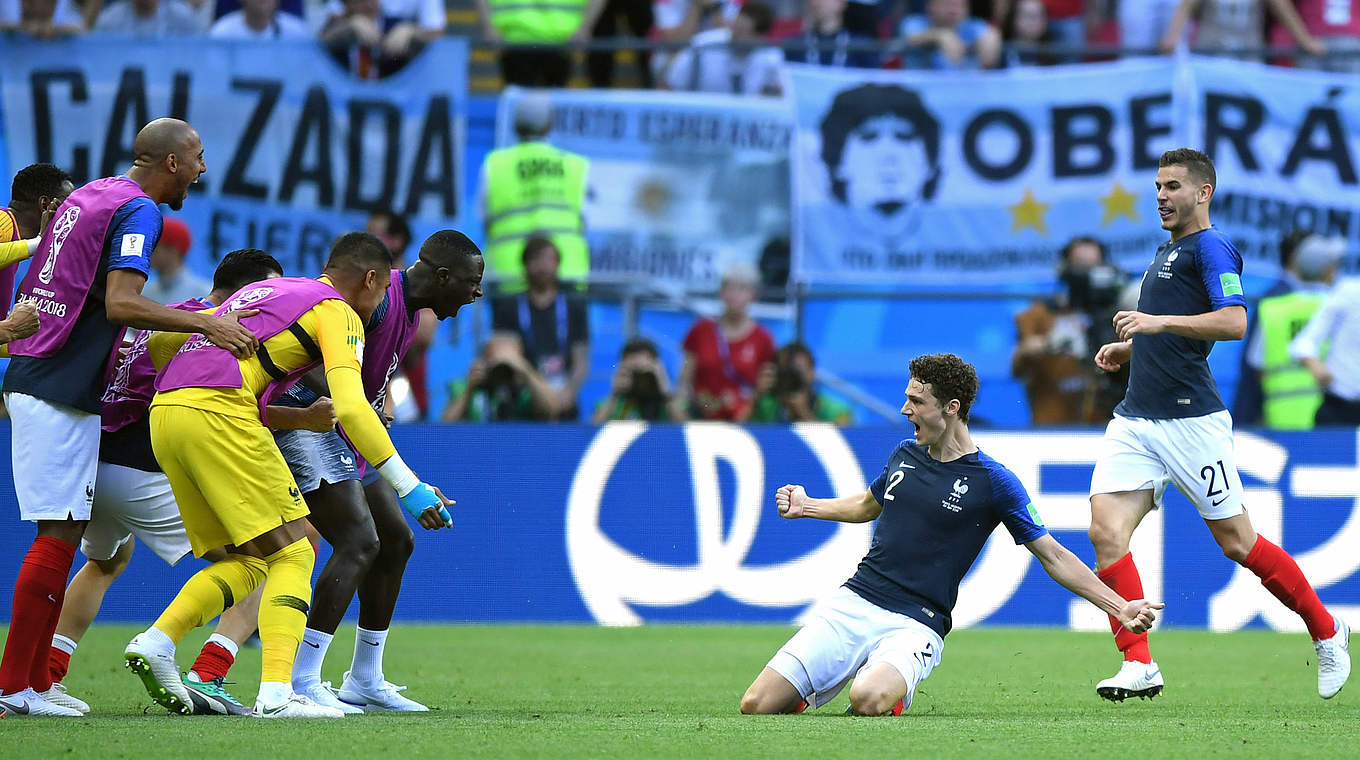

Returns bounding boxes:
[740,0,774,35]
[820,84,941,203]
[325,231,393,276]
[1279,228,1312,271]
[1060,236,1107,265]
[10,163,71,205]
[780,340,814,367]
[418,229,482,269]
[1159,148,1216,189]
[909,353,979,422]
[621,336,659,359]
[370,208,410,248]
[521,234,559,268]
[213,248,283,293]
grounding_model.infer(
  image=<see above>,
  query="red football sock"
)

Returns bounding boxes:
[1096,552,1152,664]
[0,537,75,695]
[189,642,235,682]
[48,647,72,685]
[1243,535,1336,641]
[27,583,65,693]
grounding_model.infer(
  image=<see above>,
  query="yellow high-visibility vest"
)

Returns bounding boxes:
[1259,291,1326,430]
[483,141,589,284]
[486,0,587,43]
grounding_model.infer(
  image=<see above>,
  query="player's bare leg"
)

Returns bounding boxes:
[1089,490,1163,701]
[739,667,806,714]
[847,662,908,716]
[1205,511,1350,698]
[335,480,426,711]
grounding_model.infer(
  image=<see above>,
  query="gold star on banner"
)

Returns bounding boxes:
[1100,182,1139,226]
[1009,189,1049,235]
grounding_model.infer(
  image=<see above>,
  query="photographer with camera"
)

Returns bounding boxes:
[591,337,682,423]
[1012,236,1129,425]
[741,342,852,425]
[440,333,557,422]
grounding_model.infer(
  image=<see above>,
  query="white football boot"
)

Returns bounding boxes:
[1096,660,1164,702]
[0,687,82,716]
[124,629,192,715]
[42,683,90,714]
[293,680,364,715]
[252,692,346,718]
[1315,617,1350,699]
[336,670,429,712]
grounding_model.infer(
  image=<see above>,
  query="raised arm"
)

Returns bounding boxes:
[1026,533,1162,632]
[776,484,882,524]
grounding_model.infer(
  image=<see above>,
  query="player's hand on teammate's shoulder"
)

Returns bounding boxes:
[776,484,807,519]
[1118,598,1165,634]
[1,301,41,343]
[1094,340,1133,372]
[201,308,260,359]
[300,397,337,433]
[1113,310,1167,341]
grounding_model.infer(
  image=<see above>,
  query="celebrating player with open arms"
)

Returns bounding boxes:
[740,354,1162,717]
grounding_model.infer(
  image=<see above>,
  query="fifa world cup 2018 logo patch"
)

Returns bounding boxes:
[38,205,81,285]
[941,477,968,513]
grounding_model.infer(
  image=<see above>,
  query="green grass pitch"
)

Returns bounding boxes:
[2,624,1354,758]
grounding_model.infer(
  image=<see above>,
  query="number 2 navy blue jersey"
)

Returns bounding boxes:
[845,439,1048,639]
[1115,226,1247,420]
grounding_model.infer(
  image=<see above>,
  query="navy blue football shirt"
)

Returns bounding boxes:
[5,195,160,414]
[844,439,1048,638]
[1116,226,1246,419]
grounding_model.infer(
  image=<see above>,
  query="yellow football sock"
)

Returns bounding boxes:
[258,538,315,684]
[153,554,268,642]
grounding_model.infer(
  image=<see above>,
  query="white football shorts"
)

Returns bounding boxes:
[7,392,100,522]
[767,587,944,710]
[82,461,192,565]
[1090,410,1244,521]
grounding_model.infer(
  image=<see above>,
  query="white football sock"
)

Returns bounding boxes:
[351,626,388,685]
[291,627,333,687]
[51,633,78,656]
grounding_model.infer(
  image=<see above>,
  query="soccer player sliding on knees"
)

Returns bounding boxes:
[740,354,1162,717]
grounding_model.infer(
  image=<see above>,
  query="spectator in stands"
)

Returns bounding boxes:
[142,217,212,305]
[363,209,436,420]
[479,93,591,285]
[1011,236,1127,425]
[477,0,609,87]
[1158,0,1322,60]
[321,0,436,78]
[787,0,880,68]
[677,263,776,421]
[209,0,309,37]
[1236,234,1343,429]
[742,341,852,425]
[1232,229,1311,426]
[1117,0,1182,54]
[591,337,681,422]
[440,332,556,422]
[0,0,83,36]
[662,1,784,95]
[587,0,654,87]
[1000,0,1060,66]
[1289,242,1360,427]
[1289,0,1359,73]
[93,0,206,35]
[992,0,1088,60]
[897,0,1001,69]
[648,0,739,86]
[492,235,590,421]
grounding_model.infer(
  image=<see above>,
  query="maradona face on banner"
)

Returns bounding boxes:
[566,422,874,626]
